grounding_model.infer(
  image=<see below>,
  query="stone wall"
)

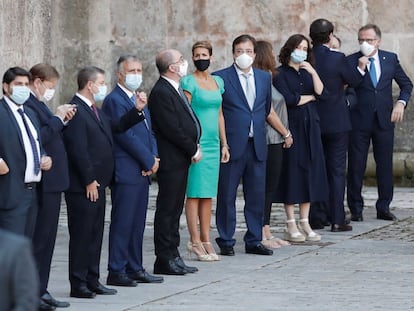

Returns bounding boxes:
[1,0,414,183]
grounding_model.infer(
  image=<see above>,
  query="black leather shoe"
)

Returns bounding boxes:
[70,286,96,299]
[39,299,56,311]
[219,246,235,256]
[128,270,164,283]
[331,224,353,232]
[88,282,117,295]
[377,211,397,221]
[107,273,137,287]
[245,243,273,255]
[351,214,364,222]
[174,257,198,273]
[153,259,186,275]
[309,221,325,230]
[41,292,70,308]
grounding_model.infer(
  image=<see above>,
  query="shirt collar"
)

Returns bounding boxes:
[234,64,254,77]
[75,92,93,107]
[161,75,180,91]
[4,95,22,112]
[117,83,134,98]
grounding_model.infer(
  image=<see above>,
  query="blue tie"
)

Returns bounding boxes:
[18,108,41,175]
[369,57,377,87]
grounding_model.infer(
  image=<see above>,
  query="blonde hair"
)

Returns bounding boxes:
[191,41,213,56]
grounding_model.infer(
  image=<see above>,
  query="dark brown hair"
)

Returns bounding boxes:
[232,34,257,53]
[358,24,382,39]
[29,63,60,82]
[253,40,276,77]
[278,34,314,66]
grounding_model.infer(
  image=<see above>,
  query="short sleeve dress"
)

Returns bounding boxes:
[181,74,225,198]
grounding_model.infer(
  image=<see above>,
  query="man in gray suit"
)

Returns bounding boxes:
[0,228,38,311]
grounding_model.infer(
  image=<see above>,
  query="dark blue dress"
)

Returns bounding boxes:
[272,65,328,204]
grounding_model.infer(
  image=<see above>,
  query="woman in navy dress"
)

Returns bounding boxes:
[273,34,328,243]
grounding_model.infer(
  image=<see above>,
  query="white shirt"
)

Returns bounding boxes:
[161,75,181,96]
[75,92,94,109]
[4,96,41,182]
[234,64,256,106]
[357,51,381,79]
[234,65,255,137]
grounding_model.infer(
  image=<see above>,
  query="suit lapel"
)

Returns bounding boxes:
[72,96,113,145]
[1,99,26,150]
[377,50,388,87]
[116,85,135,109]
[227,66,253,110]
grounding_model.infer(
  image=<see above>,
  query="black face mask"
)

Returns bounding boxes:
[193,59,210,72]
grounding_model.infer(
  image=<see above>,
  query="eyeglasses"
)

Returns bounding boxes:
[358,38,377,44]
[41,80,54,90]
[234,49,254,55]
[169,56,184,66]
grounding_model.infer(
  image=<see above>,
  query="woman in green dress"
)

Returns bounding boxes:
[181,41,230,261]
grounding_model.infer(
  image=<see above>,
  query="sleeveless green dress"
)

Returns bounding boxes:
[181,74,225,198]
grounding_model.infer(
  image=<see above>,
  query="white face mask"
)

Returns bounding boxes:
[125,74,142,91]
[360,41,375,56]
[41,88,55,102]
[177,60,188,77]
[93,85,107,102]
[235,53,254,70]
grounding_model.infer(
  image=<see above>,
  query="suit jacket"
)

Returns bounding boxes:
[213,65,271,161]
[102,85,158,184]
[148,77,200,171]
[312,44,362,133]
[0,98,41,210]
[63,95,144,192]
[0,228,38,311]
[25,93,69,192]
[347,49,413,131]
[63,95,114,192]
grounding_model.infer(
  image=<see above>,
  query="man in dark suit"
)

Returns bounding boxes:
[0,67,52,238]
[26,63,76,310]
[308,19,360,232]
[148,49,202,275]
[347,24,413,221]
[213,34,273,256]
[103,55,163,286]
[63,66,145,298]
[0,228,38,311]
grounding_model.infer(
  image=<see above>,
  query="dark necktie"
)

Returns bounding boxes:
[17,108,41,175]
[178,87,200,140]
[369,57,378,87]
[91,104,100,120]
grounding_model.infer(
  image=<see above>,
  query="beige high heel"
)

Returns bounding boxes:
[284,219,306,242]
[201,242,220,261]
[186,241,214,261]
[298,218,321,242]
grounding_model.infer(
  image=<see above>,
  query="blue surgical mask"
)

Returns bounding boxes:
[125,74,142,91]
[93,85,107,102]
[10,85,30,105]
[290,49,307,64]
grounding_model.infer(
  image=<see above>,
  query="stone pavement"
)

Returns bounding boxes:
[49,186,414,311]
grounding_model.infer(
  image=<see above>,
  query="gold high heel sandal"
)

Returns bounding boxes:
[284,219,306,242]
[186,241,214,261]
[298,218,321,242]
[201,242,220,261]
